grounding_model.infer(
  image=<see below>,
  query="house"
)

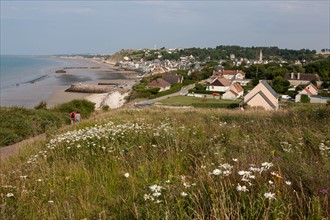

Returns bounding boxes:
[146,78,171,92]
[222,90,240,100]
[162,73,183,84]
[230,83,244,96]
[295,83,319,102]
[243,80,279,110]
[222,83,244,100]
[284,73,321,86]
[213,70,246,80]
[206,77,231,92]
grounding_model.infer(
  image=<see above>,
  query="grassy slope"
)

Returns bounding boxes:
[159,96,240,106]
[0,107,329,219]
[0,100,95,147]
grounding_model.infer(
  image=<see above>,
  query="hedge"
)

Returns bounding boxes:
[192,102,240,109]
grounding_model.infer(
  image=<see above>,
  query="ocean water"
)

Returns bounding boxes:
[0,55,126,108]
[0,55,70,89]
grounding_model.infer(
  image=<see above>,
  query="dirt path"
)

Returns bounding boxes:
[0,134,46,160]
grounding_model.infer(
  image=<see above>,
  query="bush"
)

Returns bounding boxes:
[151,84,182,98]
[34,101,47,109]
[54,99,95,118]
[102,105,110,111]
[192,102,240,109]
[300,94,310,103]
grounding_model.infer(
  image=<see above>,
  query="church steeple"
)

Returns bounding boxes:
[259,49,263,62]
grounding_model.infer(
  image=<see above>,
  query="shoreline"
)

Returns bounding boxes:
[0,56,140,109]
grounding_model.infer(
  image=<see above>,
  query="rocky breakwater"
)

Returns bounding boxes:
[65,84,120,93]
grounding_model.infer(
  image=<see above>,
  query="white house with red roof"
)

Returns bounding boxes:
[210,70,250,86]
[222,83,244,100]
[222,90,240,100]
[295,83,318,102]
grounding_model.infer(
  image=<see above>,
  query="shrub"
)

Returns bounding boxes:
[102,105,110,111]
[54,99,95,118]
[34,101,47,109]
[192,102,240,109]
[300,94,310,103]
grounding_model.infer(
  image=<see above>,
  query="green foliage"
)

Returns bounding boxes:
[0,100,96,147]
[123,46,319,63]
[192,102,240,109]
[272,76,290,93]
[54,99,95,118]
[148,87,161,95]
[304,58,330,80]
[0,107,65,147]
[34,101,47,110]
[102,105,110,111]
[151,84,182,98]
[300,94,310,103]
[321,81,330,89]
[182,79,196,86]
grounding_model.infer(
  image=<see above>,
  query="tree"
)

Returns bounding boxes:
[321,81,330,89]
[272,76,290,94]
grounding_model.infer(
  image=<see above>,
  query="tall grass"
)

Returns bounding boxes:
[0,107,329,219]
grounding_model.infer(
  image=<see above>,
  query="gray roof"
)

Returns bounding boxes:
[261,80,279,99]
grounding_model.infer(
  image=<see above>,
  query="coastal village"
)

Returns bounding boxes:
[61,47,330,110]
[2,1,330,218]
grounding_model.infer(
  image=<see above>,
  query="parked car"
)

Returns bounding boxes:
[281,95,292,100]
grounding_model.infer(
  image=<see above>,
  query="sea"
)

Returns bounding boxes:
[0,55,124,108]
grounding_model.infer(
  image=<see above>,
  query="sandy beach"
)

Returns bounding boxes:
[1,56,139,109]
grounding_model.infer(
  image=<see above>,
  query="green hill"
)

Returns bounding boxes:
[1,107,329,219]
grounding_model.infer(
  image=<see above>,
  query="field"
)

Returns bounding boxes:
[0,107,329,219]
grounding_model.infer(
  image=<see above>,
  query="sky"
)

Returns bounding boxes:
[1,0,329,55]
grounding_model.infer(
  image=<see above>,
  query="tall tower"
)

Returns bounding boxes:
[259,49,263,62]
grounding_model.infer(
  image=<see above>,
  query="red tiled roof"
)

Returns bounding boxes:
[211,77,231,86]
[147,78,171,88]
[232,83,243,93]
[303,88,313,96]
[162,74,183,84]
[308,83,318,91]
[229,90,239,96]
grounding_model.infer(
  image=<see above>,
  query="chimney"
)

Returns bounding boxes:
[297,73,300,80]
[291,72,294,79]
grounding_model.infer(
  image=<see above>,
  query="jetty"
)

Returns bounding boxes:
[55,69,66,73]
[65,84,128,93]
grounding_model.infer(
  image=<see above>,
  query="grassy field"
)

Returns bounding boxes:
[159,95,240,106]
[0,107,329,219]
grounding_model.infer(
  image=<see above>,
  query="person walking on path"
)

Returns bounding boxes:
[75,111,81,123]
[70,111,76,124]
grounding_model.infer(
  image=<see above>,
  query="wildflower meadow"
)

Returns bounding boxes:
[0,107,329,219]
